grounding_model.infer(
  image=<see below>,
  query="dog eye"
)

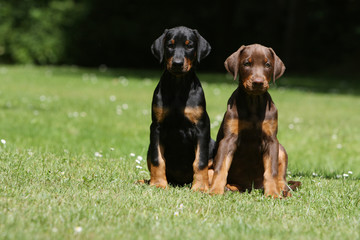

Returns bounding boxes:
[265,62,271,68]
[167,44,174,49]
[243,62,251,67]
[186,44,194,49]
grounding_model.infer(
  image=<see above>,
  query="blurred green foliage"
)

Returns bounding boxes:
[0,0,87,64]
[0,0,359,73]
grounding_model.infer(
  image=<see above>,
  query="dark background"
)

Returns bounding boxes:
[1,0,359,74]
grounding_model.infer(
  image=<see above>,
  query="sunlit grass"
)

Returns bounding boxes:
[0,65,359,239]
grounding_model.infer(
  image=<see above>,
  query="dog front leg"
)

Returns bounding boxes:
[263,138,281,198]
[191,138,210,192]
[209,136,237,195]
[147,123,168,188]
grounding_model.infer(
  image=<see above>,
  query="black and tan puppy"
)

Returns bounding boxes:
[209,44,300,198]
[147,26,213,191]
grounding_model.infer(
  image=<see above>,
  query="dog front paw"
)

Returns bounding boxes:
[209,185,225,195]
[150,179,168,189]
[191,182,209,192]
[136,179,149,185]
[265,189,282,199]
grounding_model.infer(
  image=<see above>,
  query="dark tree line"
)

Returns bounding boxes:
[0,0,359,73]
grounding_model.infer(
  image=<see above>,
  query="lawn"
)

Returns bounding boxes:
[0,65,359,239]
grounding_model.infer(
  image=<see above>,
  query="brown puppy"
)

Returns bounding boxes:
[209,44,300,198]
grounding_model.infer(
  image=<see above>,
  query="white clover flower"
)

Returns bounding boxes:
[211,121,219,129]
[122,103,129,110]
[0,67,8,74]
[312,172,318,177]
[109,95,116,102]
[293,117,301,123]
[94,152,103,157]
[174,211,179,216]
[130,153,135,157]
[288,124,294,130]
[74,226,82,233]
[331,134,337,140]
[136,165,143,169]
[120,76,128,86]
[178,204,184,210]
[136,159,141,164]
[1,139,6,145]
[144,78,152,85]
[213,88,220,95]
[343,173,349,177]
[137,156,143,161]
[40,95,46,102]
[110,147,115,151]
[60,171,65,175]
[90,74,97,82]
[336,175,342,178]
[82,73,89,81]
[348,171,353,174]
[116,108,123,115]
[336,144,342,149]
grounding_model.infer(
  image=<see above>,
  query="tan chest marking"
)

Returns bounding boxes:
[261,119,277,136]
[225,119,277,136]
[184,106,203,124]
[225,119,252,135]
[153,106,169,123]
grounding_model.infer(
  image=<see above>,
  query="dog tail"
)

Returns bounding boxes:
[287,181,302,191]
[282,181,302,197]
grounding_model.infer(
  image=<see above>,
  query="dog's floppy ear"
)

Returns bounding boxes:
[193,29,211,63]
[268,47,286,83]
[224,45,245,81]
[151,29,168,63]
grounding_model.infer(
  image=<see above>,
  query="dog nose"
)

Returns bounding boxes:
[172,59,184,68]
[252,78,264,87]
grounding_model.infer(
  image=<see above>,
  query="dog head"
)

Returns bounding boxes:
[224,44,285,95]
[151,26,211,76]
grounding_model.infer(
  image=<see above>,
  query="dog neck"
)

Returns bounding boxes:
[237,87,272,121]
[158,70,199,103]
[161,69,197,87]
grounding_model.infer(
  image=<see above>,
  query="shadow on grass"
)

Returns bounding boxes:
[49,66,360,95]
[275,74,360,96]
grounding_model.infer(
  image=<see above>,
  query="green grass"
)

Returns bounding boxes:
[0,65,359,239]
